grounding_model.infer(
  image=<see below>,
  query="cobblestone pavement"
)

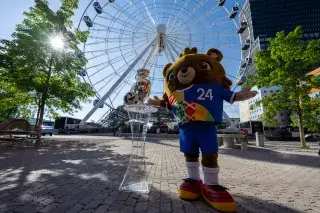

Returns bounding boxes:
[0,136,319,213]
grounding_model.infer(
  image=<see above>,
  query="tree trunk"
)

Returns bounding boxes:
[34,97,41,127]
[35,54,54,141]
[37,97,46,133]
[297,99,307,148]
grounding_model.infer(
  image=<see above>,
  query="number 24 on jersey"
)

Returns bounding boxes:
[197,88,213,101]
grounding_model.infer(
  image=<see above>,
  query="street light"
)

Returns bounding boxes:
[49,35,64,50]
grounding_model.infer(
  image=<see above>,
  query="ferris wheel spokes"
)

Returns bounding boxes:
[86,39,155,71]
[81,37,158,124]
[165,39,180,57]
[164,40,177,62]
[112,2,156,31]
[163,50,171,64]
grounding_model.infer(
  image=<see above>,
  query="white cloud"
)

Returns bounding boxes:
[224,102,240,118]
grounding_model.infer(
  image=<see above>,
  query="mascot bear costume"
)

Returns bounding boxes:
[148,47,257,212]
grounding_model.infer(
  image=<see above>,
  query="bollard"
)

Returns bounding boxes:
[218,137,223,147]
[255,132,264,147]
[223,137,235,148]
[241,140,248,151]
[235,137,240,144]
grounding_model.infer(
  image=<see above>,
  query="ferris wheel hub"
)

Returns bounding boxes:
[156,24,167,34]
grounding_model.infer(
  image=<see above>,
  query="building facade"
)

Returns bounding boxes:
[239,86,290,126]
[238,0,320,125]
[308,68,320,98]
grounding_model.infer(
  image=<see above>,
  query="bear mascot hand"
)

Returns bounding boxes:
[148,93,171,109]
[148,96,161,106]
[234,89,258,101]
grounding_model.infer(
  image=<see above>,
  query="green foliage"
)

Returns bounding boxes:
[291,98,320,134]
[250,93,282,127]
[0,46,33,122]
[76,30,90,43]
[246,26,320,98]
[246,26,320,115]
[245,26,320,146]
[0,0,95,124]
[260,112,281,127]
[0,77,33,122]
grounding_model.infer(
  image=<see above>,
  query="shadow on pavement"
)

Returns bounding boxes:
[144,138,180,148]
[0,138,310,213]
[0,139,154,213]
[220,145,320,168]
[233,194,303,213]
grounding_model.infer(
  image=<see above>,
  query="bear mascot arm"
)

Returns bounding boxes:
[148,63,173,110]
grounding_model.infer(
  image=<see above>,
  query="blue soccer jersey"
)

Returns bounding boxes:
[167,84,235,124]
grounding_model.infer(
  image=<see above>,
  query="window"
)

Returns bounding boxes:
[66,118,81,124]
[43,121,54,126]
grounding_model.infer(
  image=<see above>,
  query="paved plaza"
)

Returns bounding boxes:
[0,136,320,213]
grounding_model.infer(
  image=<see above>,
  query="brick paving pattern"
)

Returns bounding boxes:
[0,136,319,213]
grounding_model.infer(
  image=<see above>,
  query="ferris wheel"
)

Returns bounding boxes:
[77,0,253,124]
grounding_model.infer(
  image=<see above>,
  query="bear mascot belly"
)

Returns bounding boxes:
[148,47,257,213]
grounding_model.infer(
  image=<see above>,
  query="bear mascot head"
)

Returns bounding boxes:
[160,47,232,109]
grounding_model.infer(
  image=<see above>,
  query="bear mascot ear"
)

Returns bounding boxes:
[163,63,172,77]
[206,48,223,62]
[179,47,198,58]
[224,76,233,91]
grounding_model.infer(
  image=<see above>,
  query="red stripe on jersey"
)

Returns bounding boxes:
[168,95,175,107]
[185,102,195,121]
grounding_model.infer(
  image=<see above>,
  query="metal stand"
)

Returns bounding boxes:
[119,104,158,193]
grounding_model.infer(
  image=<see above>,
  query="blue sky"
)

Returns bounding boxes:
[0,0,244,121]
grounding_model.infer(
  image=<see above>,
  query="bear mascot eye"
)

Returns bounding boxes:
[168,72,175,80]
[199,62,211,70]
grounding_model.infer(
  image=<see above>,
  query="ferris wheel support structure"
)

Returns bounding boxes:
[80,37,158,125]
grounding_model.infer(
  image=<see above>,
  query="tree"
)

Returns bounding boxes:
[246,26,320,148]
[0,78,33,123]
[291,97,320,135]
[0,0,95,132]
[259,112,281,127]
[0,45,33,122]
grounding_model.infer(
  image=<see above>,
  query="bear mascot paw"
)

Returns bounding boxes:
[148,47,257,213]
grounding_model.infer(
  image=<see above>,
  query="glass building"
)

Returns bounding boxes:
[250,0,319,48]
[238,0,320,125]
[239,0,320,76]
